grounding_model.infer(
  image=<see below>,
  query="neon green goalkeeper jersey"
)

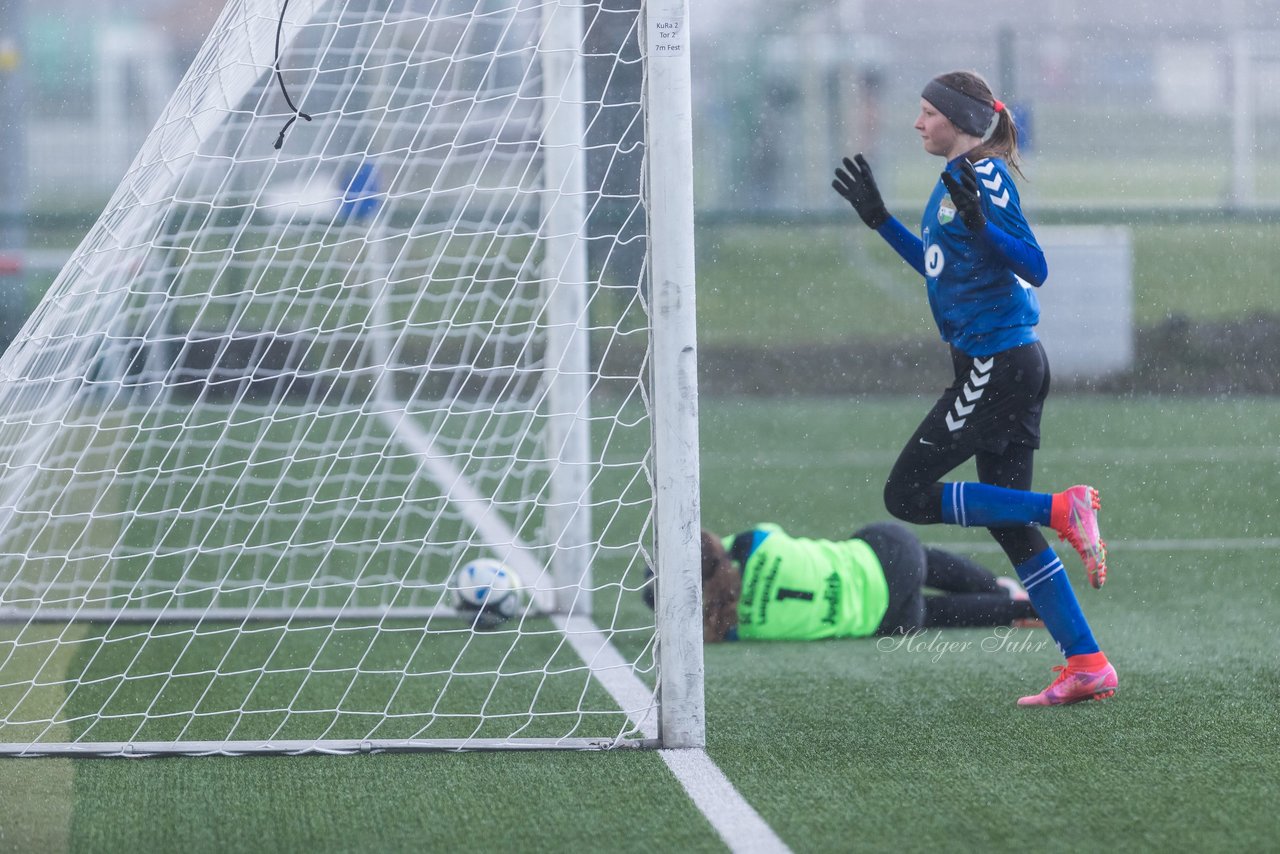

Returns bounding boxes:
[730,524,890,640]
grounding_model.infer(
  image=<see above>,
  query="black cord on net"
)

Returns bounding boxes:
[273,0,312,149]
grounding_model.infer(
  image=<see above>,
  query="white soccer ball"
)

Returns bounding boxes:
[450,558,524,630]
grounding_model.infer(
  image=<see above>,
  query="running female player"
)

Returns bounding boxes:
[830,70,1116,706]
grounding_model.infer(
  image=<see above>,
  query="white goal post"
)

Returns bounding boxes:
[0,0,703,755]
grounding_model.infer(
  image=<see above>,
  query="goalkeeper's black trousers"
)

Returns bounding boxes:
[857,522,1038,635]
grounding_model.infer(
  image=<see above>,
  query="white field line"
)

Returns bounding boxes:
[660,748,792,854]
[374,409,556,608]
[383,414,788,852]
[555,615,791,854]
[551,614,661,740]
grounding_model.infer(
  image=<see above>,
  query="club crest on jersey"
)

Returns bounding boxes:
[938,195,957,225]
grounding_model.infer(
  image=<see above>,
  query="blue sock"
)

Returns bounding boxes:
[941,482,1052,527]
[1015,547,1099,657]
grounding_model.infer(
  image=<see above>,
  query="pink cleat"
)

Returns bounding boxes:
[1017,663,1118,706]
[1051,485,1108,589]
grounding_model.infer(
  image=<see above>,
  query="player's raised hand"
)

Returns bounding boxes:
[832,154,889,230]
[940,158,985,231]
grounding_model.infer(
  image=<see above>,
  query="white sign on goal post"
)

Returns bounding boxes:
[0,0,704,755]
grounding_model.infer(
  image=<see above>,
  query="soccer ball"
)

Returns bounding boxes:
[450,558,525,630]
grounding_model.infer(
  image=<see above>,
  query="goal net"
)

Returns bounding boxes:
[0,0,703,755]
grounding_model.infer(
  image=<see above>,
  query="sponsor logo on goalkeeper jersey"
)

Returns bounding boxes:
[820,571,841,626]
[739,554,776,627]
[754,558,783,625]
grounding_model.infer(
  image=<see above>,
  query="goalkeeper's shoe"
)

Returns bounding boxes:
[1017,661,1118,707]
[1050,485,1107,589]
[997,576,1030,601]
[997,577,1044,628]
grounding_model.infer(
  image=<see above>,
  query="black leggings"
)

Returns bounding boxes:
[883,343,1051,567]
[887,442,1049,567]
[858,522,1037,634]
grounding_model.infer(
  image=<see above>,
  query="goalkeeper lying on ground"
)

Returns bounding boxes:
[647,522,1040,643]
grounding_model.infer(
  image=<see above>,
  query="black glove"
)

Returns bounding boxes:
[832,154,889,230]
[939,159,985,231]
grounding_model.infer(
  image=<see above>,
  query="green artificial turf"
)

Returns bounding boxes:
[693,219,1280,349]
[698,395,1280,852]
[2,395,1278,852]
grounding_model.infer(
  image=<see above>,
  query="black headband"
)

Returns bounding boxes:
[921,78,995,137]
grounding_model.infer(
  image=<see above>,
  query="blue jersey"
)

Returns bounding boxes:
[920,156,1043,356]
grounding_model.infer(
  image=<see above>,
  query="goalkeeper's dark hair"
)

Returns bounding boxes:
[936,70,1025,179]
[639,531,741,643]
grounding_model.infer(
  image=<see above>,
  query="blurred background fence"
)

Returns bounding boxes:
[694,2,1280,216]
[4,0,1280,391]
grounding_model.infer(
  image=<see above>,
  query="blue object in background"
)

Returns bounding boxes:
[339,161,382,224]
[1011,101,1033,154]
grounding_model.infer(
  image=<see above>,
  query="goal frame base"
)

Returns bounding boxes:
[0,736,653,757]
[0,605,500,624]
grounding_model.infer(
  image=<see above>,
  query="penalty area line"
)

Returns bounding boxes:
[555,615,792,854]
[380,409,790,852]
[658,748,793,854]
